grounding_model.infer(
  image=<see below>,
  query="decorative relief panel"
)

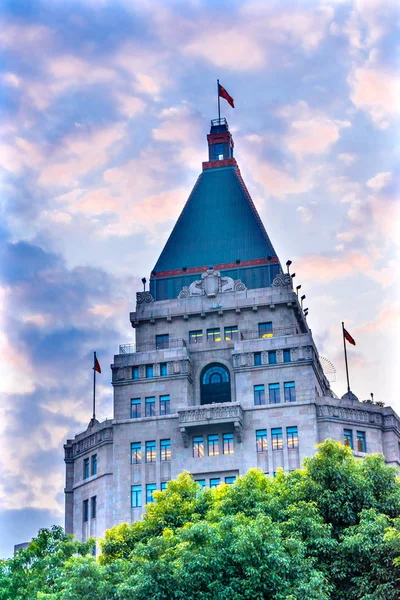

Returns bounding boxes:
[136,291,154,304]
[178,269,246,299]
[70,427,113,457]
[272,273,293,288]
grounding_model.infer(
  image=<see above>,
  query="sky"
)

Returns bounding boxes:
[0,0,399,558]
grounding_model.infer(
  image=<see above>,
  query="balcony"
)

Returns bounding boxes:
[178,402,243,446]
[240,326,300,340]
[119,338,186,355]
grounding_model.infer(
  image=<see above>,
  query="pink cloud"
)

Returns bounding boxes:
[296,252,372,282]
[367,171,392,190]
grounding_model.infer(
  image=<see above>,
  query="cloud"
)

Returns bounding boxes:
[276,101,351,158]
[367,171,392,190]
[296,252,372,282]
[296,206,313,223]
[348,50,400,128]
[184,30,265,70]
[338,153,357,165]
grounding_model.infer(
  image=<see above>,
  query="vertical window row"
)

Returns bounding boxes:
[131,440,171,464]
[83,454,97,480]
[256,427,299,451]
[131,395,171,418]
[192,433,235,457]
[253,382,296,405]
[344,429,367,452]
[82,496,97,523]
[132,363,168,380]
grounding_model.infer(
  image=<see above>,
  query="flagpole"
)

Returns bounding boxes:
[217,79,221,123]
[93,351,96,420]
[342,322,350,393]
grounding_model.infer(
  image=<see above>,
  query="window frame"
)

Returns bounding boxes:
[225,476,236,485]
[208,433,219,456]
[131,442,142,465]
[91,495,97,519]
[83,499,89,522]
[159,394,170,415]
[207,328,221,342]
[131,398,141,419]
[132,366,139,380]
[83,458,89,479]
[284,381,296,403]
[224,325,238,341]
[145,440,156,463]
[156,334,169,350]
[268,350,277,364]
[160,362,168,377]
[254,384,266,406]
[287,426,299,449]
[146,483,157,504]
[258,322,273,338]
[145,396,156,417]
[145,364,154,378]
[344,429,353,449]
[160,439,171,462]
[254,352,262,366]
[256,429,268,452]
[356,431,366,452]
[223,432,234,454]
[283,349,291,363]
[210,478,221,488]
[189,330,203,344]
[131,485,142,508]
[271,427,283,450]
[269,383,281,404]
[91,454,97,476]
[193,436,204,458]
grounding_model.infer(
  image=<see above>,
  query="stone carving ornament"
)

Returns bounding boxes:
[137,291,154,304]
[272,273,293,288]
[178,269,247,299]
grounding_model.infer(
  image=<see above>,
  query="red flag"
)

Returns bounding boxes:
[343,328,356,346]
[94,356,101,373]
[218,83,235,108]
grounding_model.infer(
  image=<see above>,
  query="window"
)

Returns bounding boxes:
[91,454,97,476]
[223,433,234,454]
[146,483,156,504]
[271,428,283,450]
[284,382,296,403]
[132,366,139,380]
[161,482,169,491]
[287,426,299,449]
[131,485,141,508]
[193,436,204,458]
[131,442,142,464]
[268,350,277,364]
[160,363,168,377]
[256,429,268,452]
[83,458,89,479]
[201,363,231,405]
[356,431,366,452]
[189,330,203,344]
[259,322,273,338]
[254,384,266,406]
[210,478,221,488]
[224,326,238,341]
[131,398,141,419]
[91,496,97,519]
[269,383,280,404]
[83,499,89,522]
[283,349,291,363]
[146,441,156,463]
[195,479,206,489]
[156,334,169,349]
[254,352,262,366]
[207,328,221,342]
[145,397,156,417]
[145,364,153,378]
[225,476,236,485]
[344,429,353,449]
[160,395,170,415]
[208,434,219,456]
[213,143,224,160]
[160,439,171,461]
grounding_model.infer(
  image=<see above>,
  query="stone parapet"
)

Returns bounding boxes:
[178,402,244,445]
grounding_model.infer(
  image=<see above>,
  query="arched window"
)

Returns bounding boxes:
[200,363,231,405]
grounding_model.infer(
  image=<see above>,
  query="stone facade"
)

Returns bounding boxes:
[64,269,400,544]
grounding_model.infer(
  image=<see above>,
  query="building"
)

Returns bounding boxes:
[64,117,400,543]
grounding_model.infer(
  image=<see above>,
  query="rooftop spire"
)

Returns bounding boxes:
[150,120,281,300]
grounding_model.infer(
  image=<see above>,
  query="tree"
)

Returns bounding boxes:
[1,442,399,600]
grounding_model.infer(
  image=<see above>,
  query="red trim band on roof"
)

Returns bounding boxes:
[151,256,280,279]
[202,158,237,170]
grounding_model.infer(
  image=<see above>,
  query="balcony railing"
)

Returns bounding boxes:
[178,402,243,446]
[240,326,300,340]
[119,338,186,355]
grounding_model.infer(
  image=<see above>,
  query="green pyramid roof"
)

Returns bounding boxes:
[154,165,278,273]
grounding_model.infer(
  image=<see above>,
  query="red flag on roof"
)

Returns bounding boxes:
[343,328,356,346]
[218,83,235,108]
[94,355,101,373]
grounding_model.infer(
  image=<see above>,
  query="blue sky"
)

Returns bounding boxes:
[0,0,399,557]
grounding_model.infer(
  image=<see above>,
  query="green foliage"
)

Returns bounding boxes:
[1,442,400,600]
